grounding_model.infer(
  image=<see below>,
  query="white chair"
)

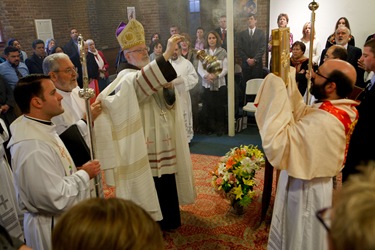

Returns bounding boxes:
[242,78,263,113]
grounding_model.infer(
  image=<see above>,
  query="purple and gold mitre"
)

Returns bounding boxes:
[116,19,145,50]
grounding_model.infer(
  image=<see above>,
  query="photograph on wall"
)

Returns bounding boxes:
[127,7,136,21]
[236,0,257,15]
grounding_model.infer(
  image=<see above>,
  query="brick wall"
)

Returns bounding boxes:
[1,0,270,71]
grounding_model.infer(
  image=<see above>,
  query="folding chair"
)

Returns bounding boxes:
[242,78,263,113]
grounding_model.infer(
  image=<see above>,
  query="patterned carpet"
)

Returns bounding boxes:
[102,154,275,249]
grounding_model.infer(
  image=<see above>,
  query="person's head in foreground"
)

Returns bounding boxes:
[52,198,164,250]
[321,163,375,250]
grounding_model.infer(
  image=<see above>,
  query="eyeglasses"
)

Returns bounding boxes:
[126,48,148,54]
[55,67,77,74]
[315,70,333,82]
[316,207,332,232]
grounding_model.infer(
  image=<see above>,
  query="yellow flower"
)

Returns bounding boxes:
[243,178,254,186]
[233,185,243,200]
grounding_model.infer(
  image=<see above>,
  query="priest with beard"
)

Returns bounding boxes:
[255,60,358,250]
[94,19,196,231]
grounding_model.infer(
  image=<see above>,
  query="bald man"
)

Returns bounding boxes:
[255,60,359,250]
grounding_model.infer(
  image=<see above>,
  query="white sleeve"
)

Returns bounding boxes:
[12,140,90,214]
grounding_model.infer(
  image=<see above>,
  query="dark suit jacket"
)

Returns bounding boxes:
[25,53,44,74]
[320,45,365,87]
[0,75,17,127]
[343,83,375,181]
[63,39,83,87]
[215,28,227,51]
[237,27,266,81]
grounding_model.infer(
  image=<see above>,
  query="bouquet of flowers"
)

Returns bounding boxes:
[211,145,264,207]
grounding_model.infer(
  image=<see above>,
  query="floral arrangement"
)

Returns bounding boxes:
[211,145,264,207]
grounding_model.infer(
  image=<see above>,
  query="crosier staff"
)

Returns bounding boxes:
[77,34,104,198]
[306,0,319,104]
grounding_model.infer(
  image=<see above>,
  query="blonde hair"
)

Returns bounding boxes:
[52,198,164,250]
[301,22,315,40]
[330,163,375,250]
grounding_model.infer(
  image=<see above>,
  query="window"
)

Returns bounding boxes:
[189,0,200,13]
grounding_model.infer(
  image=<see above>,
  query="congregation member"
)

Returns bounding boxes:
[7,39,27,63]
[63,28,83,87]
[197,31,228,136]
[268,13,293,51]
[169,25,180,36]
[94,19,196,230]
[255,60,358,250]
[237,13,266,83]
[52,198,164,250]
[0,46,29,90]
[45,38,56,55]
[290,41,309,95]
[328,164,375,250]
[215,15,227,50]
[149,40,163,61]
[170,43,198,142]
[25,39,46,74]
[300,21,322,65]
[194,27,205,50]
[8,74,101,250]
[0,75,18,128]
[343,39,375,181]
[86,39,110,92]
[320,26,364,88]
[325,17,355,49]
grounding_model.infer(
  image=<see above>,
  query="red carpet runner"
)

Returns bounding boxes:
[103,154,275,249]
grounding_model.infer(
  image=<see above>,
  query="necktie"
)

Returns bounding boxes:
[250,29,253,38]
[13,66,23,79]
[221,29,226,41]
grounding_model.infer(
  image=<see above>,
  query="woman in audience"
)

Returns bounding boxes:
[268,13,293,51]
[52,198,164,250]
[325,17,355,49]
[197,31,228,136]
[290,41,309,95]
[148,32,161,55]
[149,41,163,61]
[7,38,27,63]
[45,38,56,55]
[300,21,322,66]
[50,46,64,54]
[86,39,110,92]
[180,33,197,65]
[194,27,205,50]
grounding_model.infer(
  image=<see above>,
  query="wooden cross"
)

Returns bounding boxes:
[160,109,167,122]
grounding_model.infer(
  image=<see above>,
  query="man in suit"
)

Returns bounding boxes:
[215,15,227,51]
[343,39,375,181]
[237,13,266,83]
[25,39,46,74]
[63,28,83,87]
[320,26,364,87]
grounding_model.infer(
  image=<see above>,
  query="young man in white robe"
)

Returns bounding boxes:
[169,43,198,142]
[8,74,101,250]
[255,60,358,250]
[94,19,196,230]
